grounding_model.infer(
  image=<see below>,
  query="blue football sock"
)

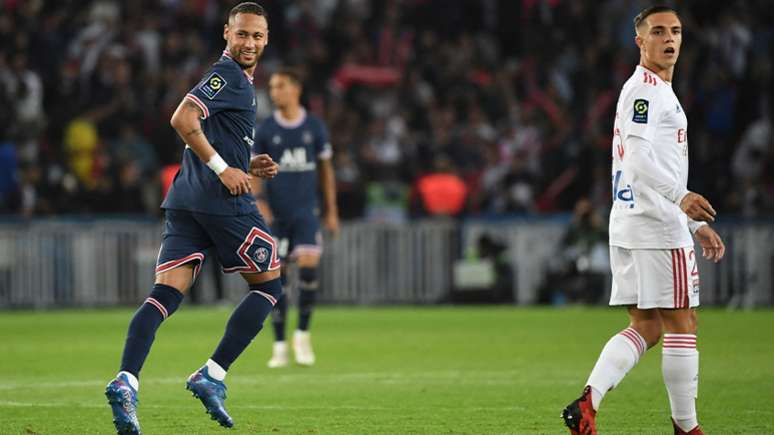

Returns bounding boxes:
[120,284,184,377]
[271,292,288,342]
[211,278,282,371]
[297,267,318,331]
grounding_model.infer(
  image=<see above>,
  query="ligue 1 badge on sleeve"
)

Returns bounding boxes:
[632,99,649,124]
[200,72,228,99]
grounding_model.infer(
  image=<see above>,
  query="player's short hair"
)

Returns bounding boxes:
[633,6,679,32]
[229,2,267,22]
[273,67,304,88]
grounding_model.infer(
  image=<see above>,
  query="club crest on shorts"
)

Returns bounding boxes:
[254,247,269,263]
[632,99,649,123]
[199,72,227,100]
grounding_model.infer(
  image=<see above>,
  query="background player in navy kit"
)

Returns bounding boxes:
[105,3,281,434]
[252,68,339,368]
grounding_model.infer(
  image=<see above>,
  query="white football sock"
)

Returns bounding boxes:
[662,334,699,432]
[118,371,139,391]
[586,327,647,410]
[206,358,227,381]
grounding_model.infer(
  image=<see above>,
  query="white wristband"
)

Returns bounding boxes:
[206,153,228,175]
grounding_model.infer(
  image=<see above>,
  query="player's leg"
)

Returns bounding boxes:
[266,263,290,369]
[268,265,290,367]
[107,210,208,434]
[659,247,702,434]
[562,246,660,435]
[268,225,291,368]
[633,246,701,434]
[587,307,661,408]
[118,266,196,382]
[186,212,282,428]
[289,215,323,366]
[563,310,659,435]
[660,308,701,434]
[293,252,320,365]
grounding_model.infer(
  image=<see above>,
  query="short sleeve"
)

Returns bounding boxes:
[621,85,663,143]
[315,119,332,160]
[185,63,241,120]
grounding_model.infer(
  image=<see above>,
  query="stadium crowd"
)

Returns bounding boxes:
[0,0,772,219]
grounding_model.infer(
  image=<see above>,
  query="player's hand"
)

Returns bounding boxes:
[694,225,725,262]
[250,154,279,178]
[680,192,716,222]
[324,212,340,238]
[219,167,252,195]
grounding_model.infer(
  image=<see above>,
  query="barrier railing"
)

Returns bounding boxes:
[0,218,770,308]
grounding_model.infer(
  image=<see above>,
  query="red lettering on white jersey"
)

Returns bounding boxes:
[613,127,624,160]
[677,128,686,143]
[643,72,657,86]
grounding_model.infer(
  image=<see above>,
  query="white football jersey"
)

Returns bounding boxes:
[609,65,694,249]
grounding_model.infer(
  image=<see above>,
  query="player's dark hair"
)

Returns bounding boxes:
[273,67,303,88]
[633,6,679,32]
[229,2,267,22]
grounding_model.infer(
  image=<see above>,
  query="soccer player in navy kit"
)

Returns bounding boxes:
[252,69,339,368]
[105,3,280,433]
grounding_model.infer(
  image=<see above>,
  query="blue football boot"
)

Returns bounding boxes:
[186,366,234,428]
[105,373,141,435]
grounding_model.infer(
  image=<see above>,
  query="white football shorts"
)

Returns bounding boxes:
[609,245,700,309]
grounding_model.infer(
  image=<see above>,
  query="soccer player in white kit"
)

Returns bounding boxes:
[561,7,725,435]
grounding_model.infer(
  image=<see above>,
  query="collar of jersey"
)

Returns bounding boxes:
[273,108,307,128]
[637,64,672,87]
[221,50,254,85]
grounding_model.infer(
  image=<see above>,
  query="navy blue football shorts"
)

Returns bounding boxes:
[156,209,280,281]
[271,211,322,260]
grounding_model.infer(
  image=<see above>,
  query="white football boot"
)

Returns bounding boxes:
[267,341,289,368]
[293,330,315,366]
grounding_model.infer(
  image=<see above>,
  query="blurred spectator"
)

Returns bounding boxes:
[476,233,515,303]
[411,155,468,217]
[540,198,609,304]
[333,149,366,220]
[0,138,18,212]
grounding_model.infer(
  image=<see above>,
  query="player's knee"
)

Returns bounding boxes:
[298,267,318,289]
[632,320,662,348]
[660,308,697,335]
[155,266,196,294]
[244,268,281,287]
[689,309,698,333]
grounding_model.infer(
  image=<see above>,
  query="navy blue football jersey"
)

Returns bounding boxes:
[253,109,332,219]
[162,50,258,216]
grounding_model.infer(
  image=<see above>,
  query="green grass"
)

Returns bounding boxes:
[0,306,772,434]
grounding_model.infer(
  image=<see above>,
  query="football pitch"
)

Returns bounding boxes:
[0,306,772,434]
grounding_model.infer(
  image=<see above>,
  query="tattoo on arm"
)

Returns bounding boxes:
[184,127,203,137]
[182,100,204,118]
[178,100,204,137]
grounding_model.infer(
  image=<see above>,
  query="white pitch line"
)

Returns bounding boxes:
[0,371,575,391]
[0,400,526,412]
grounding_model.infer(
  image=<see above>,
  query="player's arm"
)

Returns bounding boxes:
[625,135,715,222]
[169,99,252,195]
[318,157,339,236]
